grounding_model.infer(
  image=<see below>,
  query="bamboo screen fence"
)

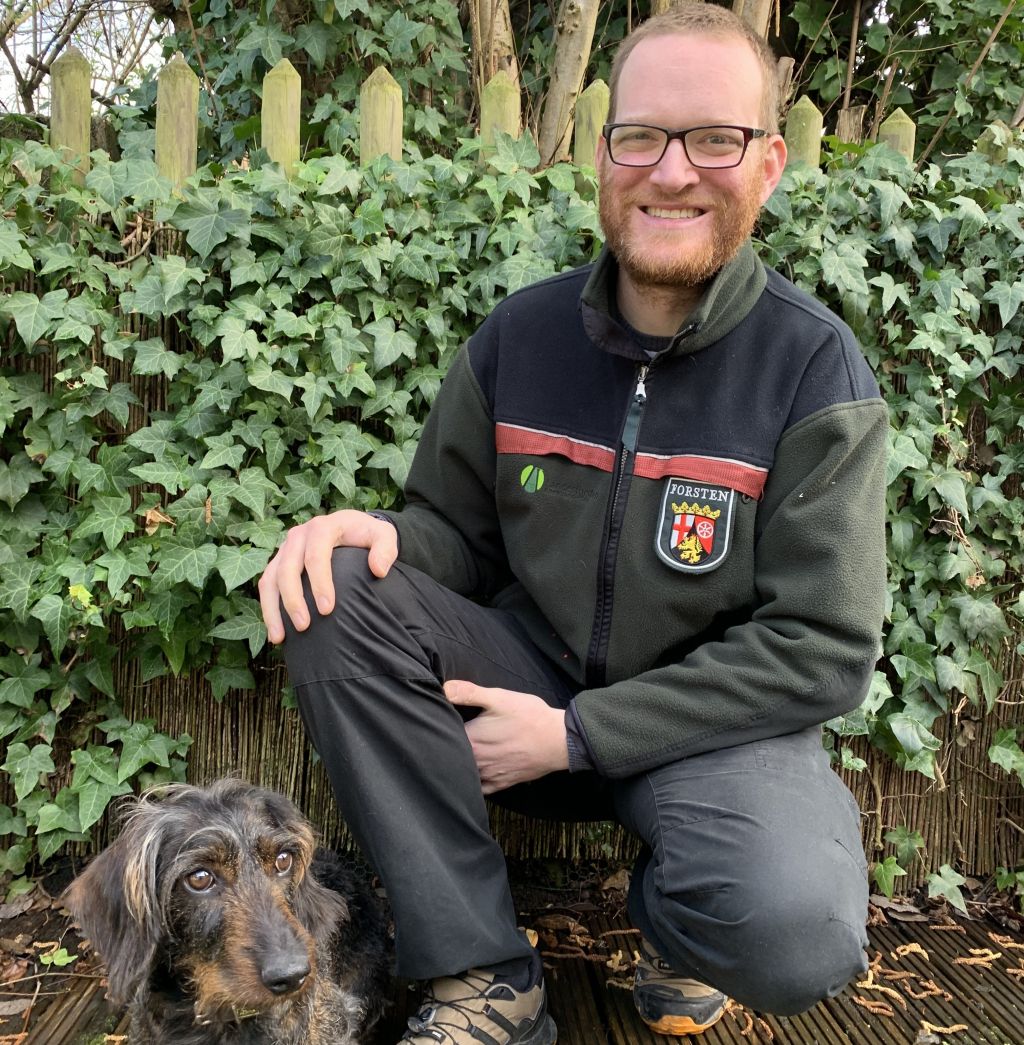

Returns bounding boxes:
[14,47,1023,887]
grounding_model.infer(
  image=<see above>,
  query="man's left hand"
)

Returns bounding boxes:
[443,681,569,795]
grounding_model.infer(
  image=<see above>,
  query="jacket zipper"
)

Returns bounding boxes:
[585,363,649,685]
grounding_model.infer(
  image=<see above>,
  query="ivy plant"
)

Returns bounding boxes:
[0,123,1021,887]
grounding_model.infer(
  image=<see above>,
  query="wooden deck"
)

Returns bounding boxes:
[13,907,1024,1044]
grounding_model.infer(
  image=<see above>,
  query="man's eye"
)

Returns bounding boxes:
[184,869,215,892]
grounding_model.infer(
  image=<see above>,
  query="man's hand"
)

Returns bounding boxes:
[258,509,398,644]
[443,681,569,794]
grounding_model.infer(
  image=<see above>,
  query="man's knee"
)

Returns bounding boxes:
[649,880,868,1015]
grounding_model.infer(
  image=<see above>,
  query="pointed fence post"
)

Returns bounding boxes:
[360,67,403,165]
[572,78,608,169]
[262,58,302,177]
[784,95,822,168]
[877,107,916,162]
[480,69,521,162]
[50,46,92,181]
[156,53,199,190]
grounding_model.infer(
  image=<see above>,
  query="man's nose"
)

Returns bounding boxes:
[648,138,701,190]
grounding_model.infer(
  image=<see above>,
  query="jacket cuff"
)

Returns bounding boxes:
[564,701,597,773]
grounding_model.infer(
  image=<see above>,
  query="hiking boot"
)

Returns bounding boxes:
[633,937,727,1036]
[400,967,557,1044]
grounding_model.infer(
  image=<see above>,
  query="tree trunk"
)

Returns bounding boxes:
[468,0,519,94]
[536,0,600,167]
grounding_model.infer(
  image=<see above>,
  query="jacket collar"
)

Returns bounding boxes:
[579,241,767,360]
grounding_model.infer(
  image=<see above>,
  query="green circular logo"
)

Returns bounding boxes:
[519,465,545,493]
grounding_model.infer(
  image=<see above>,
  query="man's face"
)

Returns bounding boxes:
[597,33,786,291]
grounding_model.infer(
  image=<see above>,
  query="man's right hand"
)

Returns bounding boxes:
[258,509,399,644]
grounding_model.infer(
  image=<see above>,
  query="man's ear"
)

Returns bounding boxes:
[759,134,788,205]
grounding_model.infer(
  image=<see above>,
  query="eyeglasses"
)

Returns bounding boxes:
[602,124,769,169]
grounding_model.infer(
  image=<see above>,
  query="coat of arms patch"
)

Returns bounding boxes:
[655,477,736,573]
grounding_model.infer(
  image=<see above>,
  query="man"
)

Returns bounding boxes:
[259,4,888,1043]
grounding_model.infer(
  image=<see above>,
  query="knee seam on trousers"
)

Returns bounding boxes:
[292,672,438,688]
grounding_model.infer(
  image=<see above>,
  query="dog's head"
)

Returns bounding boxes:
[63,779,348,1010]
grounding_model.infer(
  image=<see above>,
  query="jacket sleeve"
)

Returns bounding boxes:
[571,397,889,778]
[379,346,512,599]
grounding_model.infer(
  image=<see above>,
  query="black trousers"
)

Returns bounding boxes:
[284,549,869,1015]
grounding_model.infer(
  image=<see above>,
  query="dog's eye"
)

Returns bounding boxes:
[274,851,294,874]
[184,869,215,892]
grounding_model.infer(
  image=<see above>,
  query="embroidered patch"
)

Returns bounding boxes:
[655,477,736,573]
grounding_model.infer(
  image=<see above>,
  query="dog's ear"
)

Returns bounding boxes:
[291,866,348,944]
[62,819,163,1005]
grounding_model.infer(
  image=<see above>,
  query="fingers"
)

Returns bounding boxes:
[443,680,494,709]
[258,510,398,644]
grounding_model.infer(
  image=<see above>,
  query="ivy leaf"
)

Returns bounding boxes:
[73,493,135,550]
[364,317,418,370]
[209,598,267,656]
[984,280,1024,327]
[117,722,176,782]
[965,649,1002,712]
[0,560,43,621]
[2,289,68,348]
[872,856,907,899]
[884,826,924,868]
[215,544,272,593]
[1,742,55,801]
[205,663,256,701]
[29,594,75,657]
[927,864,967,914]
[0,454,43,509]
[71,744,121,788]
[130,459,190,494]
[0,655,50,709]
[132,336,185,378]
[153,539,219,590]
[988,728,1024,785]
[248,359,294,400]
[951,595,1011,645]
[76,775,132,831]
[366,441,417,488]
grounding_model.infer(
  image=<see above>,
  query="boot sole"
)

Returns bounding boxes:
[641,1008,725,1036]
[519,1012,558,1044]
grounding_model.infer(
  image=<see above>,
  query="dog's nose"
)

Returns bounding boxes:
[261,956,311,995]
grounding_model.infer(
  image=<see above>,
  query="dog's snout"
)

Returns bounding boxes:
[261,953,311,995]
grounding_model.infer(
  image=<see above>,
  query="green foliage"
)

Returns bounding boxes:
[762,138,1024,793]
[120,0,471,166]
[786,0,1024,159]
[927,863,968,914]
[0,133,600,874]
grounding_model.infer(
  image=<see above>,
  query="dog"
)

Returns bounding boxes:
[63,778,391,1044]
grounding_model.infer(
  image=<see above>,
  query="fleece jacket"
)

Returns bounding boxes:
[381,241,889,779]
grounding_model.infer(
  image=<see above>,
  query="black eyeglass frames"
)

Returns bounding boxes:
[602,124,770,169]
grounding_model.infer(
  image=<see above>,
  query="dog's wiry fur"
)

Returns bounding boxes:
[63,779,391,1045]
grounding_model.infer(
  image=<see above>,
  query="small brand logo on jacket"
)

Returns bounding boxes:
[655,478,735,573]
[520,465,545,493]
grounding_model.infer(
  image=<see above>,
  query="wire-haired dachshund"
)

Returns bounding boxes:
[63,779,391,1044]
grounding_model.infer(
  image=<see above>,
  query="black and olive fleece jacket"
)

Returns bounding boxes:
[381,241,889,780]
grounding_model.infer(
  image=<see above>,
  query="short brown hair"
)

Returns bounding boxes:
[608,2,781,133]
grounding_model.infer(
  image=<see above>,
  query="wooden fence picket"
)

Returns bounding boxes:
[572,78,608,171]
[479,69,522,158]
[359,66,403,165]
[49,46,91,181]
[784,95,823,168]
[44,51,928,180]
[156,53,199,189]
[262,58,302,177]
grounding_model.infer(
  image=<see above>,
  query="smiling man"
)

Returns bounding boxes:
[259,5,889,1043]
